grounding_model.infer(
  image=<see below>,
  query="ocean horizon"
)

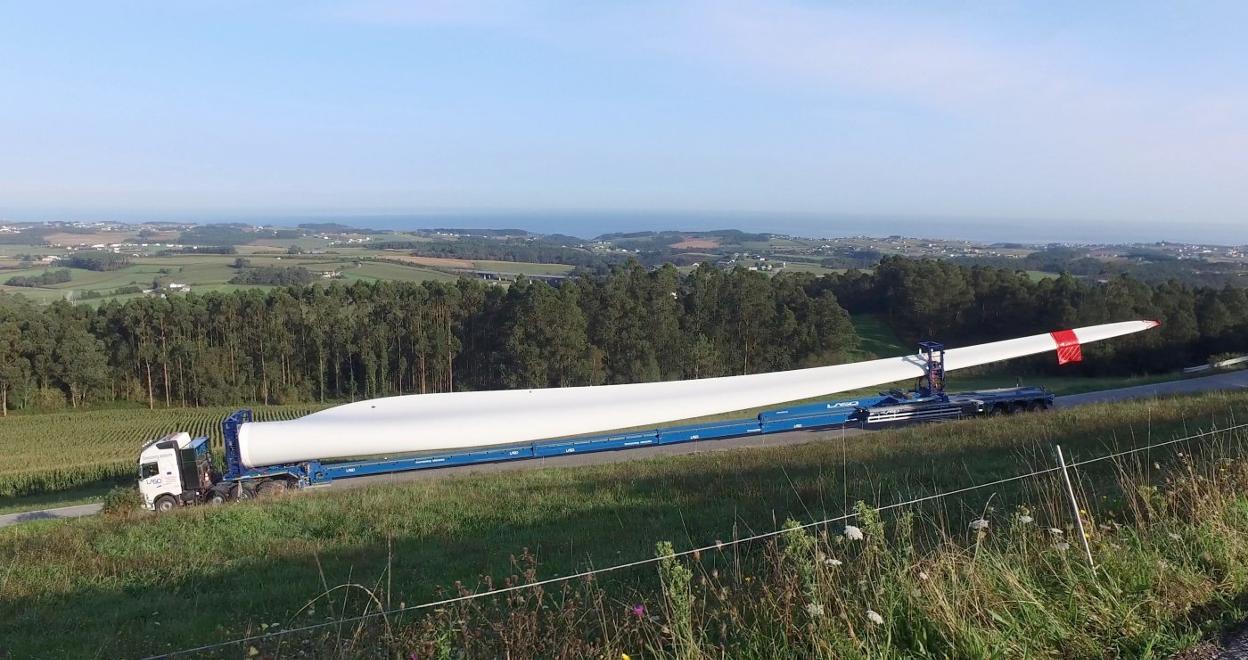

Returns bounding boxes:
[1,209,1242,247]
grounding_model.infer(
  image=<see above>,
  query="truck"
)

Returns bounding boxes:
[137,341,1054,512]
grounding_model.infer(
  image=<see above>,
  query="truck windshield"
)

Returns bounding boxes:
[139,462,158,479]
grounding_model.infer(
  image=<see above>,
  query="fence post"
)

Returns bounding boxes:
[1056,444,1095,570]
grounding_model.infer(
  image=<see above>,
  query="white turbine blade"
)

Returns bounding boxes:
[238,319,1159,467]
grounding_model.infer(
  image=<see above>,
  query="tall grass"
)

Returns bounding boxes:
[386,423,1248,658]
[0,392,1245,657]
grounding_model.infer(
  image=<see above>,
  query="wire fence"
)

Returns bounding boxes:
[144,421,1248,659]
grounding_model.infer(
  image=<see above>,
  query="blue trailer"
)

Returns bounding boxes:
[137,341,1054,510]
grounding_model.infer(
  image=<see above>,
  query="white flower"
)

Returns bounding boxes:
[844,525,864,541]
[969,518,989,531]
[1056,542,1070,551]
[918,571,930,581]
[805,602,825,617]
[1017,515,1034,524]
[867,609,885,625]
[1048,527,1064,536]
[825,557,843,567]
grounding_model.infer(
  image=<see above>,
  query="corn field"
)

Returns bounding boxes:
[0,406,325,497]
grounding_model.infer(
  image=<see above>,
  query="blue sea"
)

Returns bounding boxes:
[252,211,1243,246]
[4,208,1243,246]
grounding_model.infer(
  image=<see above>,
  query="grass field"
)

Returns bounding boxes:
[850,313,908,357]
[342,260,462,283]
[777,262,844,275]
[0,252,479,304]
[0,247,591,303]
[472,259,575,276]
[1,392,1246,656]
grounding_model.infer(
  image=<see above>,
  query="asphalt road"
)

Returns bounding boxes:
[1055,369,1248,408]
[4,369,1246,529]
[0,503,106,528]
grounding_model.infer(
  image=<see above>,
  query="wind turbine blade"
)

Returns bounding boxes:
[238,319,1158,467]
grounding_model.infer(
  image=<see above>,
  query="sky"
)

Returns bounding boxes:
[1,1,1245,242]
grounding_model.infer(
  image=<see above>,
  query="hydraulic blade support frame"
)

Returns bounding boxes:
[237,320,1159,467]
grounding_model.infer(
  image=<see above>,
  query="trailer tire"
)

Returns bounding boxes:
[154,495,178,513]
[256,480,288,499]
[205,490,227,505]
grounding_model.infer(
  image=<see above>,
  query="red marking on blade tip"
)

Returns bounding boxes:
[1050,329,1083,365]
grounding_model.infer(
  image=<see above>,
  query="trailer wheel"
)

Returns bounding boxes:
[154,495,178,513]
[256,480,288,499]
[205,490,227,505]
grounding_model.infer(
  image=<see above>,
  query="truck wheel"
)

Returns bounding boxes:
[256,480,288,498]
[154,495,178,513]
[205,491,227,505]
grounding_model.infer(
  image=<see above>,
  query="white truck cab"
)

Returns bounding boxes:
[137,432,217,511]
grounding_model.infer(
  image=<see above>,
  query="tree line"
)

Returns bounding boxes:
[5,269,71,287]
[3,255,1245,415]
[0,263,857,413]
[823,256,1248,374]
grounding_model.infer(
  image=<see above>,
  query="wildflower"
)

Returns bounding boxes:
[630,604,646,618]
[1017,514,1034,524]
[1056,542,1070,551]
[247,648,260,658]
[969,518,989,531]
[1154,462,1161,470]
[622,654,632,660]
[918,571,930,581]
[825,557,843,567]
[867,609,885,625]
[805,602,825,617]
[1048,527,1064,536]
[844,525,864,541]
